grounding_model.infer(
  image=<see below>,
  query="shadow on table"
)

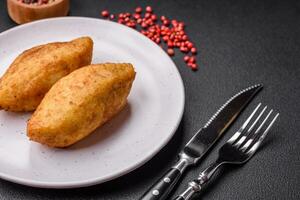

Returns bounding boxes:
[0,115,187,199]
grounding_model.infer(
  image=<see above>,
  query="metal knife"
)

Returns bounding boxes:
[140,84,263,200]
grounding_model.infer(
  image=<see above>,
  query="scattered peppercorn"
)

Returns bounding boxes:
[191,47,197,54]
[100,6,199,71]
[101,10,109,18]
[167,48,175,56]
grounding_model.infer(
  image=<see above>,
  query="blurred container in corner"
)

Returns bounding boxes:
[7,0,69,24]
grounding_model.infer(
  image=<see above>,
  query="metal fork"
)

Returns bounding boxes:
[174,103,279,200]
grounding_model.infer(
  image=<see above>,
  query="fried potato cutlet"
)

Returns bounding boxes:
[0,36,93,112]
[27,63,136,147]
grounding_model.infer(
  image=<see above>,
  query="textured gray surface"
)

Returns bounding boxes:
[0,0,299,199]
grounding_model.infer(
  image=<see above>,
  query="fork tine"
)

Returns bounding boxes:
[241,103,262,130]
[240,109,273,151]
[235,105,267,147]
[254,109,273,134]
[247,106,268,132]
[227,103,261,144]
[246,113,279,154]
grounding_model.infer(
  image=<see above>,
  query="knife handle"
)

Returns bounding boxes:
[140,168,182,200]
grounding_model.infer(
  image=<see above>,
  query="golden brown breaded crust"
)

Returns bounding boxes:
[27,63,136,147]
[0,37,93,112]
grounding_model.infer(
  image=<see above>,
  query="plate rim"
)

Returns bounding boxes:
[0,16,185,188]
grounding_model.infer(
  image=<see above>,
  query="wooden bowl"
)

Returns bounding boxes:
[7,0,69,24]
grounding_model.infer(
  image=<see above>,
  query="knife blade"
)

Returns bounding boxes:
[140,84,263,200]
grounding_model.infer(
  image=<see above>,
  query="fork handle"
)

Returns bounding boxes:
[173,161,222,200]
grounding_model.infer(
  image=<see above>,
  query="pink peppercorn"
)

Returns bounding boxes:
[161,16,167,21]
[167,41,174,47]
[191,63,198,70]
[167,48,175,56]
[145,13,151,19]
[133,13,141,19]
[146,6,153,13]
[187,42,193,49]
[151,14,157,21]
[184,56,190,62]
[135,7,142,13]
[101,10,109,17]
[191,47,197,54]
[189,56,196,63]
[141,22,148,28]
[163,19,170,26]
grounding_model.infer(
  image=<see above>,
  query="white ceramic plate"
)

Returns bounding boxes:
[0,17,184,188]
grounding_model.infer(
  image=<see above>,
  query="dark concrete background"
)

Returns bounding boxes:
[0,0,299,199]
